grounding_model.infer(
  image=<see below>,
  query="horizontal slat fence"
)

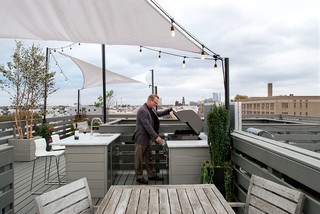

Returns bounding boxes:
[231,130,320,214]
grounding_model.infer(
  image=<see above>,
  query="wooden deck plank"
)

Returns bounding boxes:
[177,188,193,214]
[137,188,149,214]
[126,189,141,214]
[149,188,159,213]
[186,188,204,214]
[159,189,170,214]
[168,188,182,214]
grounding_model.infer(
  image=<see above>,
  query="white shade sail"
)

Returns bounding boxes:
[0,0,203,54]
[60,53,145,89]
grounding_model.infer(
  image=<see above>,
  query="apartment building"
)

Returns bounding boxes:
[238,83,320,117]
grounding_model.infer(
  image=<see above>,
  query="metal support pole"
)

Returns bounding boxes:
[77,89,80,120]
[151,69,154,94]
[155,86,158,110]
[102,44,107,123]
[224,58,230,111]
[43,47,49,124]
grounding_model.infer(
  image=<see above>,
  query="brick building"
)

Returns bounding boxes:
[238,83,320,117]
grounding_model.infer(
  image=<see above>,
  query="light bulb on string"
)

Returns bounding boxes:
[182,57,186,68]
[60,71,63,76]
[139,46,142,55]
[170,19,175,37]
[201,50,205,60]
[70,46,72,51]
[61,48,64,53]
[56,62,58,67]
[171,25,175,37]
[54,49,56,54]
[158,51,161,62]
[78,43,81,46]
[214,61,218,72]
[65,78,68,83]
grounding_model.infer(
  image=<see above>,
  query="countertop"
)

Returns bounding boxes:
[165,132,208,148]
[50,133,120,146]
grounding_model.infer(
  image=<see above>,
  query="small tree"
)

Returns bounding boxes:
[0,41,56,139]
[94,90,115,109]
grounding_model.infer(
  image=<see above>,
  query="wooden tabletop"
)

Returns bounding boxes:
[96,184,235,214]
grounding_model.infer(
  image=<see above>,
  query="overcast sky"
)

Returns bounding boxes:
[0,0,319,107]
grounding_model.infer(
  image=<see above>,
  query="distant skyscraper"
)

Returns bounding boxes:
[213,93,221,102]
[182,97,185,105]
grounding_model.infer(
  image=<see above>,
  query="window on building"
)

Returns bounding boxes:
[282,112,288,115]
[257,104,260,109]
[253,104,256,109]
[270,103,274,110]
[294,112,296,115]
[282,103,288,109]
[242,104,245,109]
[306,102,308,108]
[270,112,274,114]
[294,103,296,108]
[306,112,308,116]
[262,111,265,114]
[300,112,302,115]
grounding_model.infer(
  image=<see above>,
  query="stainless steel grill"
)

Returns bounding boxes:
[166,109,203,140]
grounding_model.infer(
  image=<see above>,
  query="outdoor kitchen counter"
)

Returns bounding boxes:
[165,132,207,148]
[52,133,121,146]
[51,133,120,197]
[165,132,210,185]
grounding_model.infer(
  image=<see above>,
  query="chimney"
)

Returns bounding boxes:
[268,83,273,97]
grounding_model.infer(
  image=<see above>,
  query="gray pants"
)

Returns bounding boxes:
[134,142,156,180]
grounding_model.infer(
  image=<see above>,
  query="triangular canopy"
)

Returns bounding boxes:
[0,0,202,54]
[60,52,144,89]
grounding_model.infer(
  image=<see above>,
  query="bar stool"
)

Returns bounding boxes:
[30,138,65,194]
[51,134,65,151]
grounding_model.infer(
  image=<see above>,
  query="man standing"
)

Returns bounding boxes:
[133,94,172,184]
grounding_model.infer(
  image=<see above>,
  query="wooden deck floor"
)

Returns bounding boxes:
[13,156,168,214]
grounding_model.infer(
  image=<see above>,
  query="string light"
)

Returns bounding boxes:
[70,46,72,51]
[61,48,64,53]
[78,43,81,46]
[201,49,205,60]
[158,51,161,62]
[182,57,186,68]
[54,49,56,54]
[214,60,218,71]
[139,46,142,55]
[170,19,175,38]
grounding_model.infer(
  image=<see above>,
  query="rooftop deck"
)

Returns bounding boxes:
[13,157,168,214]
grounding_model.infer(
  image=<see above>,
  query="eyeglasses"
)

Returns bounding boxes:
[152,100,158,105]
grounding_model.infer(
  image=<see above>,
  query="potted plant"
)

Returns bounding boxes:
[34,122,56,151]
[0,41,56,161]
[200,104,233,201]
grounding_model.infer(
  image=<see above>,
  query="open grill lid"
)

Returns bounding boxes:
[172,110,203,135]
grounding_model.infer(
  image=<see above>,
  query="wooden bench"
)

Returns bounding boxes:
[230,175,305,214]
[34,177,95,214]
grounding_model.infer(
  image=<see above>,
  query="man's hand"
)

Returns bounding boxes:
[155,136,162,144]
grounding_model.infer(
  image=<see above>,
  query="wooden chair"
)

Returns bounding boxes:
[230,175,305,214]
[34,177,94,214]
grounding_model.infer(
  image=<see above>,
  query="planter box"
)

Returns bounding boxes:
[8,137,40,162]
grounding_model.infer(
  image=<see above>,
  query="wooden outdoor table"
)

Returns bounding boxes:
[96,184,235,214]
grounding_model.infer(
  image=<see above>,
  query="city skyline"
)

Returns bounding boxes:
[0,0,319,106]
